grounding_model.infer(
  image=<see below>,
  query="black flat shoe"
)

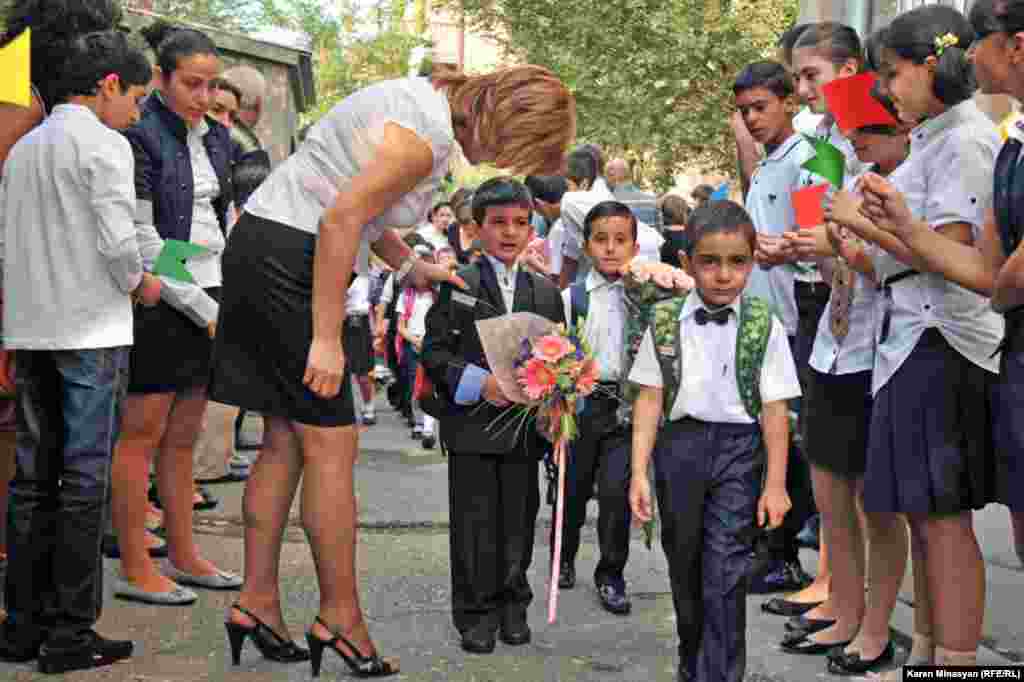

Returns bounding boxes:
[225,604,309,665]
[785,615,836,633]
[558,562,575,589]
[499,620,531,646]
[37,630,133,674]
[780,631,852,655]
[305,617,398,677]
[827,641,895,675]
[459,623,497,654]
[761,596,823,616]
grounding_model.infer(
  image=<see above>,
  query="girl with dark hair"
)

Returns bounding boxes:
[109,22,245,611]
[824,5,1003,675]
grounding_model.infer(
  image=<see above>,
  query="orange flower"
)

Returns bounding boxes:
[576,358,598,396]
[519,357,558,400]
[533,334,573,363]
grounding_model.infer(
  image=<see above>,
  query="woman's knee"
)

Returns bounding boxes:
[297,423,358,466]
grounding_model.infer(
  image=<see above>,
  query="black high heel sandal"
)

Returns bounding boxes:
[305,616,398,678]
[224,603,310,665]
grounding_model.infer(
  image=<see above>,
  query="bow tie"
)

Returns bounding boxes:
[695,307,732,326]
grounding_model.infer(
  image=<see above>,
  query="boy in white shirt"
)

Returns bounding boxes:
[629,201,799,682]
[0,31,160,673]
[397,245,438,447]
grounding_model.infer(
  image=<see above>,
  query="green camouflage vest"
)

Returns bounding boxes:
[625,291,775,421]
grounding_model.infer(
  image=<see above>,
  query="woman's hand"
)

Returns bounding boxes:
[304,336,347,399]
[411,259,468,290]
[623,260,694,291]
[857,173,917,238]
[755,234,794,267]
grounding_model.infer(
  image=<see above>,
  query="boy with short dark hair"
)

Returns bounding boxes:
[554,200,638,614]
[422,177,565,655]
[0,29,159,673]
[628,201,799,682]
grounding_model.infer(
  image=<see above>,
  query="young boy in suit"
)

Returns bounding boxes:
[629,201,798,682]
[555,201,638,615]
[422,177,565,655]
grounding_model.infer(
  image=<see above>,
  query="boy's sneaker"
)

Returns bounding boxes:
[362,410,376,426]
[38,631,133,675]
[422,434,435,449]
[412,426,422,438]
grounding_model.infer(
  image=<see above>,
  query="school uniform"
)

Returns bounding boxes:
[863,100,1003,514]
[628,294,801,682]
[421,254,564,642]
[343,275,373,377]
[555,270,632,597]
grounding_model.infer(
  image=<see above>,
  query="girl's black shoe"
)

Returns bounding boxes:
[305,616,398,678]
[826,641,895,675]
[225,604,309,665]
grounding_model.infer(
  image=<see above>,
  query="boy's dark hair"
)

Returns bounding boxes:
[733,60,794,99]
[583,201,638,243]
[211,77,243,106]
[57,30,152,102]
[777,23,812,65]
[660,194,691,227]
[524,175,569,205]
[864,26,889,72]
[971,0,1024,37]
[566,148,598,188]
[660,228,690,268]
[0,0,123,112]
[140,20,218,76]
[683,201,757,257]
[886,5,976,106]
[432,200,452,217]
[449,186,475,212]
[579,143,605,177]
[471,177,534,226]
[691,184,715,203]
[794,22,864,71]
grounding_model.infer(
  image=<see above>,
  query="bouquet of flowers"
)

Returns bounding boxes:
[476,313,599,623]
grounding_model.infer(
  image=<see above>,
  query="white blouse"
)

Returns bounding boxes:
[868,100,1004,395]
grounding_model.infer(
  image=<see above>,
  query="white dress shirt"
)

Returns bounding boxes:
[635,222,665,264]
[867,99,1004,395]
[404,288,435,338]
[485,254,519,313]
[347,274,370,316]
[793,107,825,137]
[628,293,802,424]
[416,223,450,251]
[744,132,816,336]
[547,219,566,276]
[561,270,626,381]
[1,104,142,349]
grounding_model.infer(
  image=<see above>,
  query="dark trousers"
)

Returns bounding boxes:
[654,418,763,682]
[551,393,631,587]
[6,348,128,647]
[447,449,540,633]
[400,344,419,410]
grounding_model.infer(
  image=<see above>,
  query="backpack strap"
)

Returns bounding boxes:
[735,294,774,420]
[569,281,589,333]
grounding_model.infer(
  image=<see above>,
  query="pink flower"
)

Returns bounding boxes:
[519,358,558,400]
[576,358,598,396]
[533,335,572,364]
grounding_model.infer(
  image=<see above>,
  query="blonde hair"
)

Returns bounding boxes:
[435,65,576,175]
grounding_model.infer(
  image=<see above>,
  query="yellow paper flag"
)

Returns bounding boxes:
[0,28,31,108]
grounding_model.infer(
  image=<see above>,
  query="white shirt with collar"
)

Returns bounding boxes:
[744,132,815,336]
[485,254,519,313]
[628,293,801,424]
[809,171,880,376]
[346,274,370,316]
[793,107,825,137]
[635,222,666,263]
[561,270,626,381]
[867,99,1004,395]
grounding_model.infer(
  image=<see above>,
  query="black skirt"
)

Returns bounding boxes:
[994,313,1024,512]
[802,368,872,479]
[129,287,220,394]
[863,329,997,515]
[209,212,355,427]
[342,315,373,377]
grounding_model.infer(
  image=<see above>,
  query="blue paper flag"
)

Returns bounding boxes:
[710,183,729,201]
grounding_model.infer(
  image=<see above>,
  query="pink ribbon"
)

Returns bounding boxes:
[548,437,568,624]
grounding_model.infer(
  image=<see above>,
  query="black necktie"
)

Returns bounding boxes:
[695,307,731,326]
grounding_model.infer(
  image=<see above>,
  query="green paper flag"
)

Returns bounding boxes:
[802,135,845,189]
[152,240,208,283]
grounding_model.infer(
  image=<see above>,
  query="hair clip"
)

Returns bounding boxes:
[934,32,959,57]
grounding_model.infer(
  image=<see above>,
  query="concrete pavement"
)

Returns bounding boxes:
[1,398,1021,680]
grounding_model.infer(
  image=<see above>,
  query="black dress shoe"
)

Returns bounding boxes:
[0,625,45,663]
[761,596,823,616]
[780,630,851,656]
[785,615,835,633]
[749,559,813,594]
[558,562,575,589]
[499,619,530,646]
[826,641,895,675]
[38,630,133,674]
[460,625,496,654]
[677,663,694,681]
[597,583,631,615]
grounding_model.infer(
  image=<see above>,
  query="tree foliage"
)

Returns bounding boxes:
[442,0,798,188]
[139,0,264,32]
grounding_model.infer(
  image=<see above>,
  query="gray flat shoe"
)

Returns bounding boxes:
[162,562,243,590]
[113,576,198,605]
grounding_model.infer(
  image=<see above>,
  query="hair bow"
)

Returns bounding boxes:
[934,32,959,56]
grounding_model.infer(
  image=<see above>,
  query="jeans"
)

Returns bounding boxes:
[6,347,129,646]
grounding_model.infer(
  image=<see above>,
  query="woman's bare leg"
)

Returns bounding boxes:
[849,505,907,660]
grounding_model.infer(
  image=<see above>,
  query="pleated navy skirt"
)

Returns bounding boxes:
[863,329,997,515]
[209,212,355,427]
[994,314,1024,512]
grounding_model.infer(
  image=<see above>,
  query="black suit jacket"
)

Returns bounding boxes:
[422,258,565,455]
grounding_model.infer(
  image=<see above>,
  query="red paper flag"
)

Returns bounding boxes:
[823,73,899,133]
[792,184,829,229]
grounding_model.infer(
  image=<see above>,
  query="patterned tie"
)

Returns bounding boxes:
[830,259,855,343]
